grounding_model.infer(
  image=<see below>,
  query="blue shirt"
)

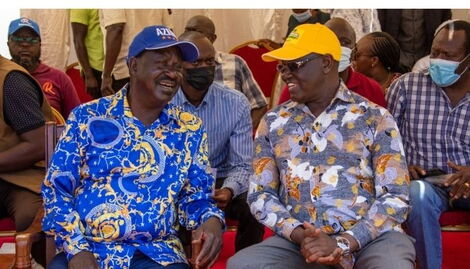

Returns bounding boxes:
[386,72,470,172]
[171,82,253,197]
[41,87,224,268]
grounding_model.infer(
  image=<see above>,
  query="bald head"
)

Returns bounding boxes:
[184,15,217,43]
[179,31,215,62]
[325,17,356,49]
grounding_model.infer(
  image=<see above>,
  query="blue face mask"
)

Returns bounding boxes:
[429,54,469,87]
[292,10,312,23]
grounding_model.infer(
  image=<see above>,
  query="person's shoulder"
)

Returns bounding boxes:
[167,103,204,133]
[69,95,112,118]
[212,82,245,100]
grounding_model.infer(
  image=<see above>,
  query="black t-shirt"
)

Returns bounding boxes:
[3,71,45,135]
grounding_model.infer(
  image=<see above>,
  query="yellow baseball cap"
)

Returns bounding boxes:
[262,23,341,62]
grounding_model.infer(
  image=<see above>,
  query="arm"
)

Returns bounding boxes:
[41,110,92,261]
[235,56,268,129]
[59,72,81,119]
[248,116,303,241]
[178,130,224,268]
[345,111,410,249]
[0,72,45,171]
[386,77,425,178]
[101,23,124,96]
[215,96,253,208]
[71,22,100,99]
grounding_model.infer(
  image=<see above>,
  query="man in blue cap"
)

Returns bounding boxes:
[7,17,80,119]
[42,25,224,269]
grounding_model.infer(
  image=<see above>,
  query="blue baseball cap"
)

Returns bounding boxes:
[8,17,40,37]
[128,25,199,62]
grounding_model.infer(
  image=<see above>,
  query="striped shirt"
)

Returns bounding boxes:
[171,82,253,197]
[386,72,470,172]
[215,51,268,110]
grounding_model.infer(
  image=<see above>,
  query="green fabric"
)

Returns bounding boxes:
[70,9,104,71]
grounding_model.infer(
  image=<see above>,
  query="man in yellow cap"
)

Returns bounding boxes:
[227,23,415,269]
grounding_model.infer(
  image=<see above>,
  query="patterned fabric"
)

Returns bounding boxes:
[214,51,267,110]
[249,83,410,268]
[171,82,253,197]
[386,72,470,173]
[328,9,381,40]
[42,87,224,268]
[3,71,44,134]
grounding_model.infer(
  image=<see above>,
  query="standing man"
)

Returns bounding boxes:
[99,9,172,96]
[228,23,414,269]
[43,25,224,269]
[184,15,268,129]
[378,9,452,71]
[8,17,80,119]
[387,20,470,269]
[172,31,264,251]
[70,9,105,99]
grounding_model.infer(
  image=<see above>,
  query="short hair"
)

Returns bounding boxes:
[366,32,403,73]
[435,20,470,55]
[178,30,207,42]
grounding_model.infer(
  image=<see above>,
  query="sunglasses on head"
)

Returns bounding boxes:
[276,54,320,73]
[10,36,40,44]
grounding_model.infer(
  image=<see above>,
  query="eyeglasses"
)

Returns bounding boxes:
[351,47,374,61]
[276,55,320,73]
[10,36,40,44]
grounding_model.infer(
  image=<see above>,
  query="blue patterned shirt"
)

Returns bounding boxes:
[386,72,470,172]
[249,83,410,268]
[171,82,253,197]
[41,87,224,268]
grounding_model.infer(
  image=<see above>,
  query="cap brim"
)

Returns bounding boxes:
[262,45,311,62]
[144,41,199,62]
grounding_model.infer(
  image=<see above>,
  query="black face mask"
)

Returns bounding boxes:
[185,66,215,91]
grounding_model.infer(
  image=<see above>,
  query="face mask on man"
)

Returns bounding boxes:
[429,53,469,87]
[338,46,352,72]
[185,66,215,91]
[292,10,312,23]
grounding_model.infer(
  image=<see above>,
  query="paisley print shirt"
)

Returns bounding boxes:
[42,87,224,268]
[248,83,410,268]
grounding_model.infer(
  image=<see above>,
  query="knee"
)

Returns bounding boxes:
[227,251,256,269]
[409,180,436,210]
[15,207,40,231]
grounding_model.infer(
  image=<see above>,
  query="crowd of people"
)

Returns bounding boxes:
[0,8,468,269]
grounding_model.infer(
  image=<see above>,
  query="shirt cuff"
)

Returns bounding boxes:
[345,221,373,249]
[200,211,226,231]
[221,180,243,198]
[280,218,304,242]
[63,234,91,261]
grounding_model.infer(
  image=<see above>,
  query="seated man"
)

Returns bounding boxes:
[184,15,268,129]
[228,23,415,269]
[8,17,81,119]
[0,52,54,266]
[387,20,470,269]
[278,18,387,108]
[171,31,264,251]
[42,25,224,269]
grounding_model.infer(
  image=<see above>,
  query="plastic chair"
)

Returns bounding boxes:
[65,63,93,104]
[229,40,279,108]
[440,211,470,269]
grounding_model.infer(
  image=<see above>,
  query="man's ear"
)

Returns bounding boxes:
[322,54,335,74]
[128,58,138,75]
[211,33,217,44]
[456,53,470,74]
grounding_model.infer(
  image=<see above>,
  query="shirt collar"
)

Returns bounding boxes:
[284,81,355,114]
[30,62,48,75]
[115,84,177,125]
[175,84,215,108]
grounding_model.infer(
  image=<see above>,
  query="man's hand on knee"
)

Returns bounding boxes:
[300,222,339,264]
[68,251,99,269]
